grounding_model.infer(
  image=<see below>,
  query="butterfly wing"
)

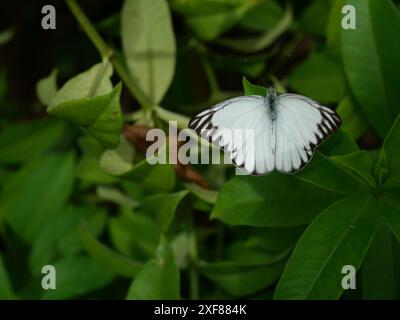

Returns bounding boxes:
[275,93,341,173]
[188,96,275,175]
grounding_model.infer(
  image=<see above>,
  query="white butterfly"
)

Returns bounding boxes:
[188,88,341,175]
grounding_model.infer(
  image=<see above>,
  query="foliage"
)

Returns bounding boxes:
[0,0,400,300]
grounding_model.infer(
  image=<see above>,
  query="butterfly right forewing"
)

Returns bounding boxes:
[275,93,341,173]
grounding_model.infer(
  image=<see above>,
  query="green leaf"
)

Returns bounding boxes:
[380,114,400,177]
[341,0,400,138]
[74,136,116,185]
[295,153,369,195]
[122,0,176,105]
[362,222,400,299]
[126,238,179,299]
[288,52,346,104]
[218,4,292,53]
[318,129,359,156]
[171,0,243,16]
[109,208,159,259]
[295,131,368,195]
[0,153,74,242]
[0,119,65,164]
[336,96,368,140]
[200,258,287,297]
[41,255,114,299]
[29,206,107,273]
[49,62,113,108]
[331,151,376,188]
[326,0,346,50]
[58,208,107,257]
[211,173,341,227]
[239,226,305,253]
[78,221,143,278]
[183,0,256,40]
[242,76,266,96]
[36,69,58,106]
[274,196,378,300]
[48,83,123,149]
[142,191,189,233]
[0,254,17,299]
[381,196,400,243]
[299,0,332,37]
[239,0,284,32]
[101,141,176,193]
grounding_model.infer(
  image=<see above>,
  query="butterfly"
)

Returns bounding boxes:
[188,87,341,175]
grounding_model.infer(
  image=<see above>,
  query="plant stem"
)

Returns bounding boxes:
[66,0,110,58]
[188,214,200,300]
[66,0,153,111]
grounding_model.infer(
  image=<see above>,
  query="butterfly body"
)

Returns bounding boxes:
[188,89,341,175]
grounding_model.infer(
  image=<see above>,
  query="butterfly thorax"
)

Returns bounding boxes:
[266,87,277,121]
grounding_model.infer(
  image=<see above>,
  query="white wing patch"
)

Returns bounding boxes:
[188,93,341,175]
[275,93,341,173]
[188,96,275,175]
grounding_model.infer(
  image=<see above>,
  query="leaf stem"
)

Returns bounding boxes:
[66,0,153,111]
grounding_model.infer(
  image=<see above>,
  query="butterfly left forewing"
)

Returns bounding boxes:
[188,96,275,175]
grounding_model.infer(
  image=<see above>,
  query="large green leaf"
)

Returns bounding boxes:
[341,0,400,138]
[122,0,176,105]
[126,238,179,299]
[0,153,74,242]
[211,173,341,227]
[326,0,345,50]
[362,222,400,299]
[288,52,346,104]
[274,196,378,300]
[48,84,123,149]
